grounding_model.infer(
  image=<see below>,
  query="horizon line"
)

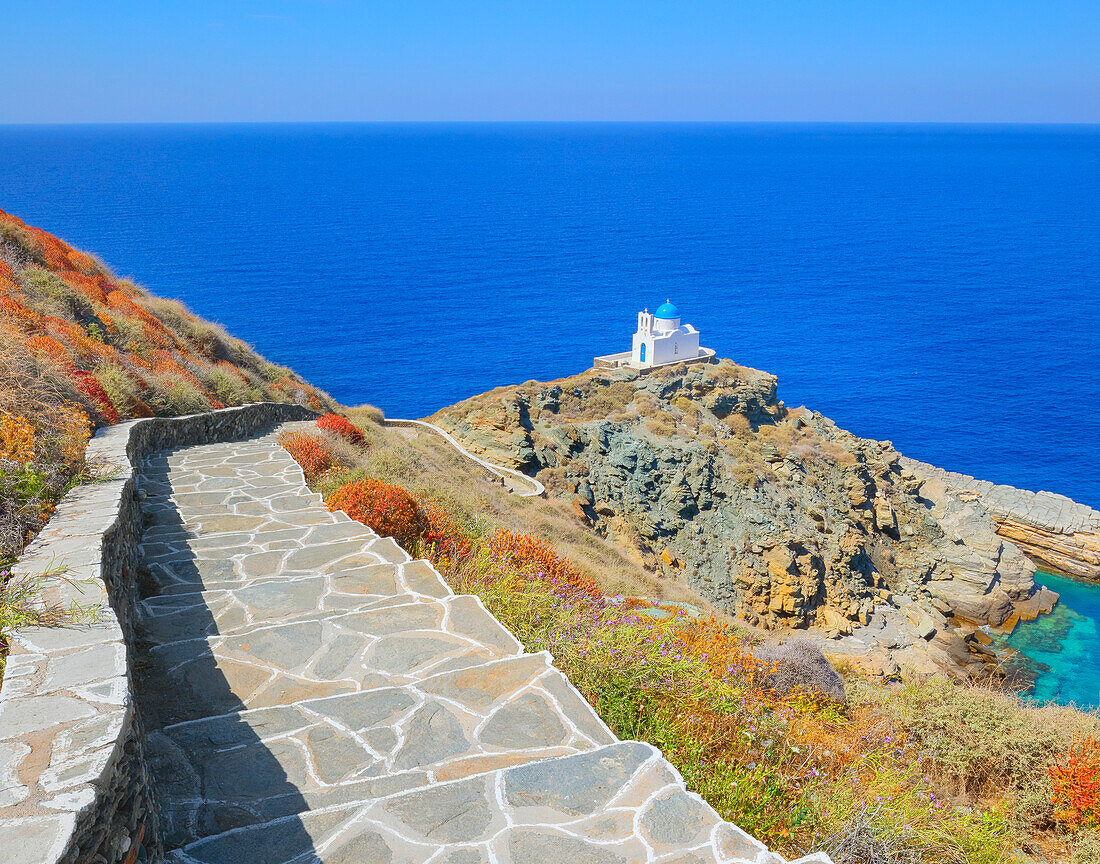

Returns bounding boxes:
[2,119,1099,128]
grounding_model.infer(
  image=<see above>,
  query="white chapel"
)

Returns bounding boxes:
[594,300,715,370]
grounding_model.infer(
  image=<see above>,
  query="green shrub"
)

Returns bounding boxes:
[851,676,1100,832]
[197,367,249,406]
[0,465,59,564]
[164,382,209,416]
[23,268,95,321]
[95,363,145,417]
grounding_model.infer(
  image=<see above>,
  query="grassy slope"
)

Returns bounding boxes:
[0,210,333,659]
[341,407,712,606]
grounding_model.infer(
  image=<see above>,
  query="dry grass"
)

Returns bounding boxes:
[342,407,710,605]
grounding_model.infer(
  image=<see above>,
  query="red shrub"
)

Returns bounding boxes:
[1050,735,1100,830]
[419,501,474,562]
[71,371,120,424]
[316,413,365,445]
[327,479,425,548]
[277,431,337,480]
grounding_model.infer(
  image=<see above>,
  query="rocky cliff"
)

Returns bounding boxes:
[430,359,1058,680]
[904,459,1100,582]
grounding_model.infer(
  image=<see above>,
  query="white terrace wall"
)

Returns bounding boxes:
[0,404,318,864]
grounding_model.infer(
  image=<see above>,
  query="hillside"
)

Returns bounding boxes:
[265,405,1100,863]
[4,212,1100,862]
[428,360,1061,682]
[0,209,332,566]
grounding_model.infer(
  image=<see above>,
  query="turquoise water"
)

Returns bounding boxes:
[1007,571,1100,710]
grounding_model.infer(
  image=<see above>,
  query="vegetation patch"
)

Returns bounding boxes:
[315,412,366,445]
[0,562,97,678]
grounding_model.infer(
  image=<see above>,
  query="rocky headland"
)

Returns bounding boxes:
[430,359,1064,681]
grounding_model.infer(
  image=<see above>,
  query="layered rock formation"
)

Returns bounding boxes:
[904,459,1100,582]
[430,359,1059,680]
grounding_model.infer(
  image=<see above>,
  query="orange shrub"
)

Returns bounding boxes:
[277,431,337,480]
[54,406,92,463]
[60,270,110,305]
[484,529,602,601]
[42,315,118,366]
[327,479,425,547]
[0,295,43,331]
[671,616,772,689]
[26,335,69,363]
[1050,735,1100,830]
[0,259,16,288]
[316,413,365,445]
[107,291,178,347]
[0,413,36,463]
[95,312,119,335]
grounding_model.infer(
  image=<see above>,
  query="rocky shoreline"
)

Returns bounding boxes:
[428,358,1077,682]
[902,458,1100,582]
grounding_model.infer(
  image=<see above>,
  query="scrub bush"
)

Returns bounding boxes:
[0,413,36,464]
[326,479,425,547]
[753,639,847,703]
[1051,737,1100,830]
[277,432,338,481]
[316,413,366,445]
[71,371,120,423]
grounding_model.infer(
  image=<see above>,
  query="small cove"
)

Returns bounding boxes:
[1007,570,1100,710]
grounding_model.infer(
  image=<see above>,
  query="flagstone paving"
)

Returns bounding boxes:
[131,429,821,864]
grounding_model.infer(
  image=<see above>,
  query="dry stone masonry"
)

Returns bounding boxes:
[0,406,828,864]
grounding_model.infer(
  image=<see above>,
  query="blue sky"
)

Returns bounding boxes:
[4,1,1098,123]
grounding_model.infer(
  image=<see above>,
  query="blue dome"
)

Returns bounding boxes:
[654,300,680,319]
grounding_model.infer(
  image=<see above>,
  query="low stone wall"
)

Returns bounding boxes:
[0,403,317,864]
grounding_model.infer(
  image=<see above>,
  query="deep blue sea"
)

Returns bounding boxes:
[2,122,1099,705]
[1,123,1097,508]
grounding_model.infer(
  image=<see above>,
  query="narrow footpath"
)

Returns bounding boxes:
[131,427,811,864]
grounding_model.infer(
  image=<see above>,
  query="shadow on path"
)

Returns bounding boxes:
[131,458,319,864]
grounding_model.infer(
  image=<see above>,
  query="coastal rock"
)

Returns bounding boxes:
[904,458,1100,581]
[431,359,1059,677]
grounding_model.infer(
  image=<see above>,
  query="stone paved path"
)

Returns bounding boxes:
[132,428,803,864]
